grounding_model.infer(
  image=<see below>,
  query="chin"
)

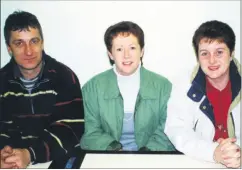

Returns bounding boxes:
[206,74,221,80]
[21,64,39,70]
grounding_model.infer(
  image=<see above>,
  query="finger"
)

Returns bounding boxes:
[222,144,240,153]
[4,155,19,163]
[223,146,240,157]
[14,160,23,169]
[220,138,236,145]
[223,151,240,160]
[231,138,237,143]
[217,138,224,143]
[224,157,240,165]
[1,152,13,160]
[226,162,241,169]
[15,160,29,169]
[220,140,237,151]
[3,145,13,154]
[1,162,17,169]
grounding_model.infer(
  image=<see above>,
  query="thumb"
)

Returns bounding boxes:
[4,146,13,154]
[231,138,237,143]
[217,138,224,143]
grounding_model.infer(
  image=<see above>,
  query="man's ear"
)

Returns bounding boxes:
[7,46,13,57]
[41,40,44,50]
[108,51,114,60]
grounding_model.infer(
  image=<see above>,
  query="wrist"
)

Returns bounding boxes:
[23,148,31,166]
[213,152,219,163]
[26,147,36,163]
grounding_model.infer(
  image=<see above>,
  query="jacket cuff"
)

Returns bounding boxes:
[139,146,151,151]
[26,147,36,164]
[28,142,50,163]
[106,140,122,151]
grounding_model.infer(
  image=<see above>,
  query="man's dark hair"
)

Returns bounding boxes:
[4,10,44,46]
[192,20,235,59]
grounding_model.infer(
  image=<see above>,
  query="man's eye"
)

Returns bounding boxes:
[201,52,207,56]
[117,48,122,51]
[31,38,40,44]
[131,47,136,50]
[14,42,22,47]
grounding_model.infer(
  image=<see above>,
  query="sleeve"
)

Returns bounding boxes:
[0,121,22,149]
[145,80,176,151]
[27,67,85,163]
[0,72,22,149]
[80,80,118,150]
[164,80,219,162]
[233,103,240,147]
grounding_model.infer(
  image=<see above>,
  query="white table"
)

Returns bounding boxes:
[28,153,225,169]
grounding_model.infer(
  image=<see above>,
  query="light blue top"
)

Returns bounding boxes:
[113,64,140,151]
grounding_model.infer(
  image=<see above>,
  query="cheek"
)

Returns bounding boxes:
[12,52,25,61]
[221,62,230,71]
[199,60,208,69]
[133,52,141,60]
[32,46,42,53]
[113,54,123,62]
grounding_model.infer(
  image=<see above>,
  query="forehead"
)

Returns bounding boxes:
[10,27,41,40]
[112,33,138,44]
[199,38,228,49]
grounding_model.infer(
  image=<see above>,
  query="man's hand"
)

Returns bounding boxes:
[0,145,18,169]
[214,138,241,168]
[4,148,31,169]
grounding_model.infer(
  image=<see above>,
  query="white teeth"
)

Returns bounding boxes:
[123,62,131,64]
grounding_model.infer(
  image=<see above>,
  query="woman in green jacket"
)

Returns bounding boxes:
[80,21,175,151]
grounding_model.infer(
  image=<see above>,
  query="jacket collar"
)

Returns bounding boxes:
[104,66,158,100]
[188,57,241,102]
[187,57,241,126]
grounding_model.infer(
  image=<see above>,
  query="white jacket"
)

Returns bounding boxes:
[165,57,241,163]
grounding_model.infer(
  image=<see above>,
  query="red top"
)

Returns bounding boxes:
[206,78,232,141]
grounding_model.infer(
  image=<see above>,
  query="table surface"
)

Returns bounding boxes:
[28,153,225,169]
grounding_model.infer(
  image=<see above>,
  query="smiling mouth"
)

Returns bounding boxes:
[123,61,132,65]
[208,66,219,71]
[24,57,36,61]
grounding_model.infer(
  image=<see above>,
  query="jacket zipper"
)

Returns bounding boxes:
[133,93,141,147]
[118,94,124,140]
[28,89,35,114]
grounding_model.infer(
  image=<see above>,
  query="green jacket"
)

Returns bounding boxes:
[80,66,175,151]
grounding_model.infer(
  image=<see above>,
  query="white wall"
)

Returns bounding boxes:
[1,1,240,86]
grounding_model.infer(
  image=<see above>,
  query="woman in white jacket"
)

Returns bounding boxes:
[165,20,241,168]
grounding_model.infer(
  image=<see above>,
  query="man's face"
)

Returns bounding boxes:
[198,38,231,81]
[7,27,43,71]
[108,33,144,76]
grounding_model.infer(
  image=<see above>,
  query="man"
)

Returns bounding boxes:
[0,10,84,168]
[165,20,240,168]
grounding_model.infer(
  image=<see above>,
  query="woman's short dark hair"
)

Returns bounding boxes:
[192,20,235,59]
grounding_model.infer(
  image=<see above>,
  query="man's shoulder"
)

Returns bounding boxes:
[43,54,80,87]
[45,55,75,75]
[44,54,79,81]
[0,61,13,78]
